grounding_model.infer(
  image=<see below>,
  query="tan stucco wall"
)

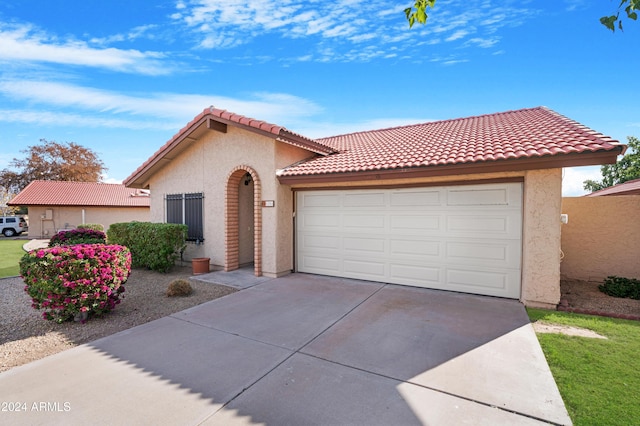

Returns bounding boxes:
[520,169,563,308]
[147,126,310,277]
[26,206,150,238]
[292,168,563,308]
[561,196,640,281]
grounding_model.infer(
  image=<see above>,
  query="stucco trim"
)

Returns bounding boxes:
[291,177,524,192]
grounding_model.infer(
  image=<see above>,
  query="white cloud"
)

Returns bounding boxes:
[443,59,469,65]
[0,79,323,130]
[295,117,436,139]
[480,14,507,26]
[101,175,123,184]
[464,37,499,48]
[0,108,179,131]
[562,166,603,196]
[564,0,588,12]
[172,0,538,62]
[90,25,159,46]
[0,23,172,75]
[445,30,469,42]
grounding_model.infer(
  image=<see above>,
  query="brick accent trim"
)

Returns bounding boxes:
[225,166,262,276]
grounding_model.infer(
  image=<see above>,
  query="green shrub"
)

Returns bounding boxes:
[77,223,104,231]
[598,276,640,300]
[107,222,187,272]
[48,228,107,247]
[20,244,131,323]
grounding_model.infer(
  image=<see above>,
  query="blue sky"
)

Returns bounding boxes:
[0,0,638,195]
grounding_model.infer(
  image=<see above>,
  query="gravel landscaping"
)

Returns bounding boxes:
[560,279,640,319]
[2,266,638,375]
[0,266,236,373]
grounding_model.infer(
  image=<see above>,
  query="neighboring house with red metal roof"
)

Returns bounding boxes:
[9,181,150,237]
[124,106,625,309]
[584,177,640,196]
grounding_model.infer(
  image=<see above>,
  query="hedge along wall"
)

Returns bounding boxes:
[561,196,640,281]
[107,222,187,272]
[48,228,107,247]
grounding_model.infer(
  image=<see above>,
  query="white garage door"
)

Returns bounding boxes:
[296,183,523,299]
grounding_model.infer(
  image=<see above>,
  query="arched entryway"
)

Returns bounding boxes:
[225,166,262,276]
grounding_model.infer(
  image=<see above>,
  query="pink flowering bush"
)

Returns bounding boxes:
[20,244,131,323]
[48,228,107,247]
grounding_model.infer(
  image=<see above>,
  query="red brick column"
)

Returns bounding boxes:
[225,166,262,276]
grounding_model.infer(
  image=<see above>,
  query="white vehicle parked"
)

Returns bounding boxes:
[0,216,27,237]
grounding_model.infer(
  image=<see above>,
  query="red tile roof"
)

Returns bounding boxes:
[207,107,335,154]
[585,177,640,196]
[124,106,336,187]
[8,181,151,207]
[125,105,624,188]
[277,107,623,178]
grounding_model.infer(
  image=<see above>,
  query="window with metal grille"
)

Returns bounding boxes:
[165,193,204,242]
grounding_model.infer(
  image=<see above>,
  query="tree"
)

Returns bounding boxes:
[601,0,639,31]
[404,0,435,28]
[404,0,639,31]
[0,187,18,216]
[0,139,106,193]
[583,136,640,192]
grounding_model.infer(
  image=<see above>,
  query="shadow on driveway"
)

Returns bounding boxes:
[0,273,571,425]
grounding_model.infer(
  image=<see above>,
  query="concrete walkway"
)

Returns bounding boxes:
[0,273,571,425]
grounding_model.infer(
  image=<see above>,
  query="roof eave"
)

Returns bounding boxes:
[124,112,334,189]
[277,149,623,185]
[8,202,149,207]
[124,114,211,189]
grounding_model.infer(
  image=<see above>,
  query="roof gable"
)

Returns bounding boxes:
[124,107,335,188]
[9,181,150,207]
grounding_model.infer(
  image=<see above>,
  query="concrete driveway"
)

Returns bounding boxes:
[0,272,571,425]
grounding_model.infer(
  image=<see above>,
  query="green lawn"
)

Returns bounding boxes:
[528,308,640,426]
[0,239,27,278]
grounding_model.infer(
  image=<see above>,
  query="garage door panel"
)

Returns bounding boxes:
[446,214,521,239]
[445,240,521,269]
[302,213,341,229]
[344,214,385,229]
[344,192,386,207]
[390,214,441,232]
[447,188,509,205]
[390,190,441,206]
[390,239,441,257]
[447,215,508,233]
[296,183,522,299]
[344,237,385,253]
[300,193,341,207]
[446,185,522,207]
[300,234,341,250]
[446,267,520,299]
[448,268,506,288]
[389,264,442,286]
[300,255,341,274]
[343,259,386,279]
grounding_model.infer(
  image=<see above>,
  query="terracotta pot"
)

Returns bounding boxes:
[192,258,210,275]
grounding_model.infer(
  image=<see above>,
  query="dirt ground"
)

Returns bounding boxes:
[560,279,640,319]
